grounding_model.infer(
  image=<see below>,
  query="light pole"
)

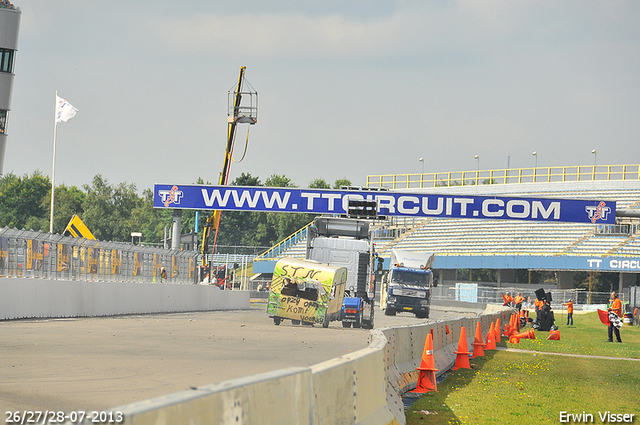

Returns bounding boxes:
[592,149,597,180]
[532,151,537,168]
[419,157,424,174]
[474,155,479,171]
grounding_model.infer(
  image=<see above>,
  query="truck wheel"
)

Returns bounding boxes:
[415,312,428,319]
[291,319,301,325]
[384,308,396,316]
[362,321,373,330]
[342,322,351,328]
[274,317,281,326]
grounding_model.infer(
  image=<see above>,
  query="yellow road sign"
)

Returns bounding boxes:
[64,215,96,240]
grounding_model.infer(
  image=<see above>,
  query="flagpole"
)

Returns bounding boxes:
[49,91,58,234]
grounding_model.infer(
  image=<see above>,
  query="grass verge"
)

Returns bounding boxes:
[406,311,640,425]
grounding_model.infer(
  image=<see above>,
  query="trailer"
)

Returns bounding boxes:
[267,257,347,327]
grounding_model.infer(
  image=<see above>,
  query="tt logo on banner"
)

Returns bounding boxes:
[585,201,611,223]
[159,186,184,207]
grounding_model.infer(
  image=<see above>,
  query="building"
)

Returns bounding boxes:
[0,2,21,176]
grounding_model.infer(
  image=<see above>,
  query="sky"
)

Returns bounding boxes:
[4,0,640,193]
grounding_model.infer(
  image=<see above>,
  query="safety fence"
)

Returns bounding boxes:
[0,228,198,284]
[626,286,640,311]
[437,283,635,309]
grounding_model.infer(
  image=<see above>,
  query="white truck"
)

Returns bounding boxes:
[306,217,376,329]
[380,249,434,318]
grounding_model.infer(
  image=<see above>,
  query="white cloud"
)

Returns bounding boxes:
[146,8,497,61]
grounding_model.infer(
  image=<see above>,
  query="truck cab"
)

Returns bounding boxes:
[380,249,433,319]
[306,217,376,329]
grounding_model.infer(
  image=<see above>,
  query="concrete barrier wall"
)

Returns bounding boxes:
[0,278,249,320]
[101,306,511,425]
[106,368,315,425]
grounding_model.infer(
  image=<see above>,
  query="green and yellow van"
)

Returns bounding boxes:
[267,258,347,327]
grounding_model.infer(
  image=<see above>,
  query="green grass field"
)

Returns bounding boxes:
[406,311,640,425]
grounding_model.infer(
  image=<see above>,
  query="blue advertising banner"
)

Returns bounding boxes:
[153,184,616,224]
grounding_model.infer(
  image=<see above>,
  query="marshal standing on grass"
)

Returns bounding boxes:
[563,299,574,326]
[607,292,623,343]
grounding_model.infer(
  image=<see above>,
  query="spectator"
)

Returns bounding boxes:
[160,267,167,283]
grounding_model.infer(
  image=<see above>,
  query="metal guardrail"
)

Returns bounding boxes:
[367,164,640,189]
[254,221,313,260]
[0,228,198,284]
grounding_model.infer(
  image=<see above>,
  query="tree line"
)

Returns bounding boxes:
[0,170,351,250]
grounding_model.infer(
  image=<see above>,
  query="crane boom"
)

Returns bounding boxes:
[201,67,256,270]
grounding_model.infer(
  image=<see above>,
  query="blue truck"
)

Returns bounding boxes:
[380,249,434,319]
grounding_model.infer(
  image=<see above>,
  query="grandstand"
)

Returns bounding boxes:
[253,164,640,292]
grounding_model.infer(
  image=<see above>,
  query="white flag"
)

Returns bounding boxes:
[55,95,78,123]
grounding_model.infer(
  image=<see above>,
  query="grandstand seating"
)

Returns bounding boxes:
[260,175,640,261]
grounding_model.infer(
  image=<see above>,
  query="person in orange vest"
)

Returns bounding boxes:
[607,292,622,343]
[514,292,524,312]
[534,298,542,314]
[503,292,514,307]
[563,299,574,325]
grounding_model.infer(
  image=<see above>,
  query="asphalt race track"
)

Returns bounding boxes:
[0,303,477,414]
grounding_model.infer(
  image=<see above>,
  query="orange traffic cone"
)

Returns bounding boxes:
[503,315,511,336]
[506,314,516,336]
[547,330,560,340]
[485,322,496,350]
[494,318,501,344]
[509,335,520,344]
[411,333,439,393]
[513,329,536,340]
[471,322,485,358]
[505,314,518,338]
[452,326,471,370]
[446,325,450,334]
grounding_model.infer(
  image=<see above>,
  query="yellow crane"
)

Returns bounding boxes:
[200,66,257,270]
